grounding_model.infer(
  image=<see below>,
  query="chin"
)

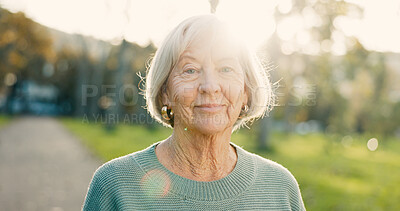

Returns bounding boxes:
[191,116,231,135]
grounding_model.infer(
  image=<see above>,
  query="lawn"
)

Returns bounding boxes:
[61,118,400,211]
[0,115,11,128]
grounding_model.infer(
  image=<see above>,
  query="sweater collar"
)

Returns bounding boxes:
[136,142,256,201]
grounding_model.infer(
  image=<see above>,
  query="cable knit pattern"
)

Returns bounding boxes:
[83,142,306,210]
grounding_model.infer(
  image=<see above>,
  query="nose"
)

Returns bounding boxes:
[198,66,221,94]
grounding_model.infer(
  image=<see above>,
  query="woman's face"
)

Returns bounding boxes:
[163,36,248,134]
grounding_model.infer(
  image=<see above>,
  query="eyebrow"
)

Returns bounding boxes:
[179,55,238,63]
[178,54,197,63]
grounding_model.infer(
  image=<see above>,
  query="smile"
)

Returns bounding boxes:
[195,104,225,113]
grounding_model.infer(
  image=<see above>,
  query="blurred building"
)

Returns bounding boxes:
[5,80,70,115]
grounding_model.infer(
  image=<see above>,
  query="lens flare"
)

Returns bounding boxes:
[140,169,171,198]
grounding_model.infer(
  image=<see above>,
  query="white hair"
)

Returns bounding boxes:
[144,14,274,131]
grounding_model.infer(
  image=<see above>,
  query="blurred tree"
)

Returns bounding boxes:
[52,46,79,115]
[73,36,91,117]
[269,0,400,136]
[0,7,55,113]
[87,41,111,121]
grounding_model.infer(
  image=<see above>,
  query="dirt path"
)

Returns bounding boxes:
[0,116,102,211]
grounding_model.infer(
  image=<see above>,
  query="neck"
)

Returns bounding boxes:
[156,126,237,181]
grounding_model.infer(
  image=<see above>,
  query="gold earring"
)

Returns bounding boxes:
[161,105,173,120]
[239,105,249,118]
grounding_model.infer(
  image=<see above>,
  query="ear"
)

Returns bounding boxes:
[161,84,171,106]
[242,85,249,106]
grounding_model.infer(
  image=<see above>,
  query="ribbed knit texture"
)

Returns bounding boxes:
[83,142,306,210]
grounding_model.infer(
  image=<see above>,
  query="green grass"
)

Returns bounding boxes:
[0,115,11,128]
[61,118,172,161]
[61,118,400,211]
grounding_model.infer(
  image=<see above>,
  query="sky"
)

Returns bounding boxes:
[0,0,400,53]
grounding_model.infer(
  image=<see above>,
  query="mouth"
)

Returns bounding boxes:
[195,104,225,113]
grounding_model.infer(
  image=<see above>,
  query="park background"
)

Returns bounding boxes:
[0,0,400,210]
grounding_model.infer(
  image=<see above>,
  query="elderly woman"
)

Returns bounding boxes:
[83,15,306,210]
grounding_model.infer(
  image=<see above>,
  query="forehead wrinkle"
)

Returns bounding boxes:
[215,57,240,64]
[179,54,197,63]
[178,49,201,64]
[179,42,241,70]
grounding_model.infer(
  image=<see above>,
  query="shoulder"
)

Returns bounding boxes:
[88,143,159,193]
[255,152,301,192]
[83,145,155,210]
[235,145,298,184]
[253,153,297,183]
[83,145,156,210]
[92,145,153,182]
[238,148,306,210]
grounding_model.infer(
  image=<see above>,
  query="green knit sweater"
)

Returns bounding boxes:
[83,142,306,210]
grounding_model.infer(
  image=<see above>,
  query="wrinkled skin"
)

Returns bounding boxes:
[156,35,248,181]
[162,37,248,134]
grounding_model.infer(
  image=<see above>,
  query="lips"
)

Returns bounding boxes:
[195,104,225,113]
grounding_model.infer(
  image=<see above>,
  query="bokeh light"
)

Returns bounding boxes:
[367,138,378,151]
[341,135,353,148]
[4,73,17,86]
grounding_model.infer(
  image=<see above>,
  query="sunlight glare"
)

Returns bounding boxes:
[1,0,399,52]
[341,0,400,52]
[278,0,293,14]
[125,0,209,46]
[296,30,311,46]
[303,40,320,55]
[281,42,296,55]
[277,14,303,41]
[321,39,333,53]
[331,30,347,55]
[217,0,276,51]
[302,6,322,28]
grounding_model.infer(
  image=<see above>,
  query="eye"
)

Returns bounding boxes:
[221,67,233,73]
[184,68,197,74]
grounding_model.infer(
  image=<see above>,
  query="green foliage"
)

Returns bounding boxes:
[269,0,399,135]
[61,118,400,210]
[0,8,54,83]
